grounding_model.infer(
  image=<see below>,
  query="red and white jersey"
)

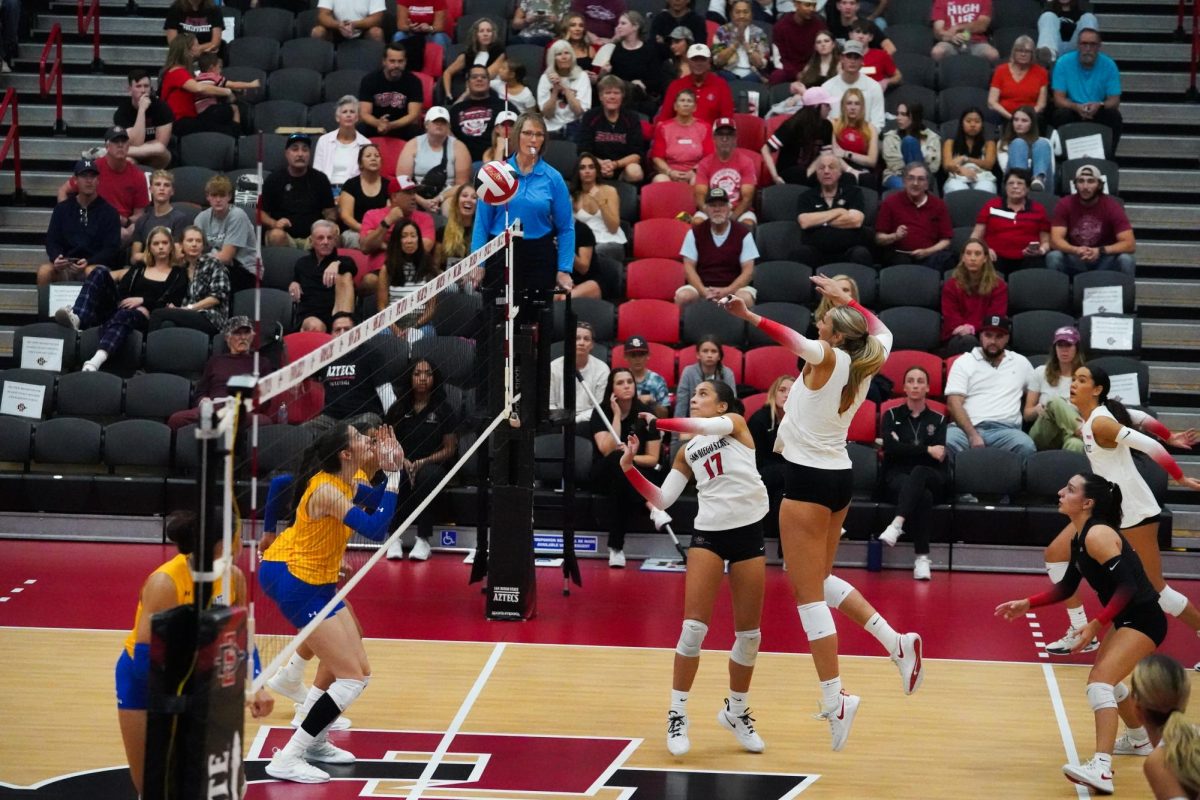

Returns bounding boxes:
[1082,405,1161,527]
[778,348,864,470]
[684,432,769,531]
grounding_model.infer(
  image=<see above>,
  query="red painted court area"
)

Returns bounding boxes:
[2,540,1199,666]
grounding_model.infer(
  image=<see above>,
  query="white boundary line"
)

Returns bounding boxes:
[1042,661,1089,799]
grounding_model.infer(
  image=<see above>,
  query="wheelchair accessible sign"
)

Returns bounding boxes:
[534,533,598,554]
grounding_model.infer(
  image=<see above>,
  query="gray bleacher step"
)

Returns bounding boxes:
[1100,13,1184,33]
[19,103,120,130]
[1143,320,1200,350]
[0,327,12,359]
[18,42,166,67]
[34,14,173,39]
[0,207,54,234]
[1122,169,1200,193]
[0,286,36,315]
[1121,72,1192,95]
[0,171,72,198]
[1127,204,1200,229]
[1148,361,1200,394]
[1169,508,1198,541]
[48,0,171,9]
[5,137,104,163]
[1105,42,1193,62]
[0,247,48,274]
[1119,133,1200,159]
[0,72,131,97]
[1180,458,1200,482]
[1122,103,1200,126]
[1157,407,1200,432]
[1136,241,1200,269]
[1138,278,1200,309]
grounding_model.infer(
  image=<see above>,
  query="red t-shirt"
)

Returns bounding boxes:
[360,207,436,272]
[402,0,445,27]
[650,119,713,172]
[975,197,1050,260]
[931,0,992,43]
[1051,194,1132,248]
[694,149,758,200]
[658,73,735,125]
[876,191,953,251]
[989,63,1049,115]
[98,157,150,220]
[861,49,897,82]
[940,276,1008,343]
[161,67,197,120]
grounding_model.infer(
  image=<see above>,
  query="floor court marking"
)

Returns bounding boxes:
[1042,659,1089,799]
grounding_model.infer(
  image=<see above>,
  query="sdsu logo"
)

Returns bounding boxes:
[216,631,239,688]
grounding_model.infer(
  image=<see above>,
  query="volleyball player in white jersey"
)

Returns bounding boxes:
[618,380,769,757]
[1041,365,1200,681]
[722,275,924,752]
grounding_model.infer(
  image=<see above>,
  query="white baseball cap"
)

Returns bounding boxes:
[687,43,711,59]
[426,106,450,123]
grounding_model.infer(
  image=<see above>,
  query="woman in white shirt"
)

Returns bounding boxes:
[570,152,626,260]
[1024,325,1085,452]
[538,39,592,140]
[313,96,373,192]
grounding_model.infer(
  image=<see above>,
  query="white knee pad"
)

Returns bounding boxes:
[823,575,854,609]
[675,619,708,658]
[730,628,761,667]
[1086,682,1117,712]
[326,677,367,712]
[1158,584,1189,617]
[1113,681,1130,704]
[1045,561,1069,584]
[798,601,837,641]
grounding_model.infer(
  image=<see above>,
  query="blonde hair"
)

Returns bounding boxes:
[814,274,859,322]
[1164,715,1200,794]
[952,237,1000,296]
[1132,654,1192,729]
[149,169,174,186]
[143,225,178,267]
[833,88,873,145]
[766,374,794,431]
[827,304,886,414]
[545,39,583,80]
[441,183,475,262]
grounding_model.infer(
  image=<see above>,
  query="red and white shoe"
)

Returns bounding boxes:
[814,691,860,752]
[1063,757,1114,794]
[890,632,924,695]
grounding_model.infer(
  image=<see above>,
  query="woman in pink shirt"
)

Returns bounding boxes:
[940,237,1007,355]
[650,89,713,183]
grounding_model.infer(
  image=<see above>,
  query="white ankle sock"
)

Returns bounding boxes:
[282,727,316,757]
[670,689,688,715]
[1067,605,1088,630]
[727,691,747,716]
[85,350,108,370]
[1126,726,1149,743]
[819,677,842,712]
[865,612,900,655]
[299,686,323,715]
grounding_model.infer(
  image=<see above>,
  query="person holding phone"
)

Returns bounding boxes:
[969,167,1051,275]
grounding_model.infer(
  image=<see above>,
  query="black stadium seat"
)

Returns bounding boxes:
[180,132,237,171]
[323,69,367,103]
[747,302,811,347]
[1007,268,1070,314]
[1073,271,1135,316]
[242,6,295,42]
[79,327,143,377]
[55,370,123,421]
[753,261,813,305]
[681,301,747,348]
[879,264,940,310]
[281,38,336,73]
[268,67,323,106]
[145,328,212,380]
[0,368,56,419]
[227,36,281,72]
[816,263,878,307]
[937,54,993,91]
[250,99,309,134]
[335,39,385,72]
[124,373,193,421]
[1011,310,1075,358]
[879,306,941,352]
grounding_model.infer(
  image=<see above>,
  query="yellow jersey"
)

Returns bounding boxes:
[122,553,234,656]
[262,472,357,585]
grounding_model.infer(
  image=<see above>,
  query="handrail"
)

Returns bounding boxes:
[0,89,25,204]
[38,23,66,135]
[78,0,104,73]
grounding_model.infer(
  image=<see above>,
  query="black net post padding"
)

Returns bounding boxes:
[559,293,581,590]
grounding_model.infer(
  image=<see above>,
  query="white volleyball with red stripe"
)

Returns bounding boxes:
[475,160,519,206]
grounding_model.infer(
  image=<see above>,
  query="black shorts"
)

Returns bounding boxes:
[782,462,854,511]
[1122,513,1162,531]
[689,520,766,564]
[1114,601,1168,647]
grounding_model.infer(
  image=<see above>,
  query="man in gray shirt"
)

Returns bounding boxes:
[193,174,258,295]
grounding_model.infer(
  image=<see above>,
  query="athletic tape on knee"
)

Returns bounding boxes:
[675,619,708,658]
[1046,561,1069,584]
[798,601,836,641]
[1158,584,1189,617]
[730,628,761,667]
[326,678,367,712]
[1086,682,1117,712]
[823,575,854,609]
[1113,682,1130,704]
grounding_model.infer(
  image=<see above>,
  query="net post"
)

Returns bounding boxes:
[559,292,581,591]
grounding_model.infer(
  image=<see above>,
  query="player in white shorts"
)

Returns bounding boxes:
[721,275,924,752]
[619,379,770,757]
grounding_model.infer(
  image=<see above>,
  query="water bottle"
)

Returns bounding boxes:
[277,402,288,425]
[866,536,883,572]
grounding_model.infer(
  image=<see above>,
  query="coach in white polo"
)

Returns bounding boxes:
[944,314,1037,458]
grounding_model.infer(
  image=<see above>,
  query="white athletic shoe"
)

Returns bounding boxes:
[878,524,902,547]
[717,700,765,753]
[890,632,924,695]
[267,671,309,704]
[53,306,80,330]
[265,749,330,783]
[1063,757,1114,794]
[666,710,690,756]
[1044,625,1100,655]
[815,691,860,752]
[409,537,432,561]
[1113,732,1153,756]
[913,555,931,581]
[608,547,626,568]
[385,537,405,560]
[292,704,351,731]
[306,738,355,764]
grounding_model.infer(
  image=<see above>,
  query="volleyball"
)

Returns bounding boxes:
[475,160,519,205]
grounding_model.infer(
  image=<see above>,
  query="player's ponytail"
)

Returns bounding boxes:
[828,305,886,414]
[164,510,198,555]
[290,424,356,518]
[1079,472,1123,530]
[1087,365,1134,427]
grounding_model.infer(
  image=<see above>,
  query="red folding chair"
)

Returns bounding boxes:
[740,391,768,419]
[734,113,766,152]
[617,299,680,345]
[625,258,686,301]
[632,218,690,260]
[881,349,945,398]
[847,399,879,444]
[279,331,332,423]
[880,397,947,417]
[370,136,407,180]
[639,181,697,221]
[611,342,679,388]
[743,345,797,392]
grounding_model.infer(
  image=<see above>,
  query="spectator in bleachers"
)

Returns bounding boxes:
[664,27,696,83]
[194,175,258,295]
[880,101,940,191]
[1024,325,1086,453]
[511,0,568,47]
[769,0,828,86]
[307,311,394,433]
[796,152,873,266]
[570,0,626,44]
[160,34,238,138]
[261,133,339,249]
[987,35,1048,122]
[874,161,954,269]
[392,0,453,51]
[538,40,594,141]
[148,225,230,335]
[941,107,997,194]
[337,143,388,250]
[312,0,386,42]
[58,126,149,248]
[560,12,602,69]
[1036,0,1100,66]
[622,334,670,418]
[674,334,737,417]
[491,61,537,113]
[358,43,425,140]
[192,53,258,132]
[378,220,440,341]
[482,109,519,160]
[436,184,477,272]
[929,0,998,63]
[568,219,605,299]
[110,70,173,170]
[677,187,758,310]
[939,237,1007,355]
[397,107,472,213]
[710,0,772,83]
[0,0,17,73]
[747,374,793,538]
[577,76,646,183]
[1049,27,1123,146]
[451,66,508,164]
[592,12,665,113]
[37,160,120,288]
[651,0,708,60]
[130,171,192,267]
[289,220,357,333]
[943,313,1036,459]
[55,226,189,372]
[693,117,758,227]
[822,40,885,131]
[167,316,276,431]
[970,168,1050,273]
[995,106,1052,191]
[570,153,627,261]
[651,89,714,183]
[832,87,879,186]
[1046,163,1135,277]
[814,272,857,323]
[164,0,223,58]
[550,322,611,423]
[796,30,840,93]
[443,18,507,102]
[659,44,736,124]
[314,96,374,195]
[762,85,833,185]
[361,176,437,290]
[877,365,947,581]
[849,19,901,90]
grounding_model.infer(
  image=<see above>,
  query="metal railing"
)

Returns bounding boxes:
[1178,0,1200,100]
[38,23,66,135]
[78,0,104,73]
[0,89,24,204]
